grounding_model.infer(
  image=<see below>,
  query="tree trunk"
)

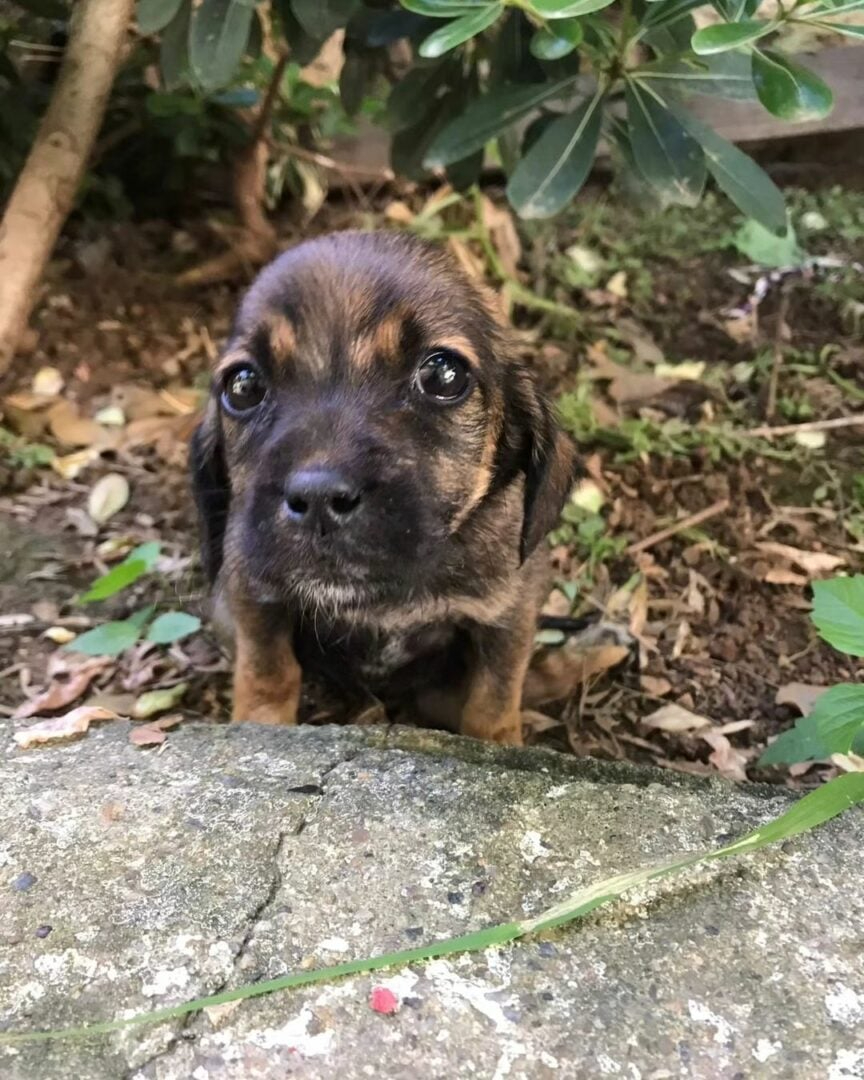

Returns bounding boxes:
[0,0,133,375]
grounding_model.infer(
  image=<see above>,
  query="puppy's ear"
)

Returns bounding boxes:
[189,398,230,584]
[515,375,580,563]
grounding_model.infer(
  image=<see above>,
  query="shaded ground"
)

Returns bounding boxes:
[0,185,862,785]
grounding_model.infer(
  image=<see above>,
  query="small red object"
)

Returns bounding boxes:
[369,986,399,1015]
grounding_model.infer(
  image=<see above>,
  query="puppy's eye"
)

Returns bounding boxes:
[222,365,266,414]
[415,350,471,403]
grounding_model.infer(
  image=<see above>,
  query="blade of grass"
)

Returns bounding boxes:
[2,772,862,1045]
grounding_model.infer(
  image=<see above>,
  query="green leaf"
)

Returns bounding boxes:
[401,0,489,15]
[146,612,202,645]
[812,575,864,656]
[419,4,503,58]
[293,0,359,38]
[642,0,706,31]
[68,621,143,657]
[691,19,775,55]
[530,18,583,59]
[137,0,182,34]
[760,684,864,765]
[529,0,615,16]
[670,105,787,234]
[127,605,157,632]
[807,0,864,16]
[637,54,758,101]
[752,49,834,122]
[425,78,577,167]
[4,771,863,1045]
[160,0,191,89]
[189,0,255,91]
[626,80,706,206]
[386,62,450,132]
[732,217,803,266]
[815,20,864,37]
[506,89,604,219]
[80,543,161,603]
[133,681,189,718]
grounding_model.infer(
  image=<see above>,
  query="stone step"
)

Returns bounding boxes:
[1,721,862,1079]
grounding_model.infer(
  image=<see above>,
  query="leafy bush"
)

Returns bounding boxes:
[761,576,864,767]
[4,0,861,226]
[141,0,861,229]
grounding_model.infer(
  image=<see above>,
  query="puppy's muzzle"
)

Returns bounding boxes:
[283,466,363,536]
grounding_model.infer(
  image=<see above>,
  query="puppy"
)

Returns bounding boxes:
[191,231,577,746]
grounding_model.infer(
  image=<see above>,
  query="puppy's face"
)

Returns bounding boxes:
[192,232,576,612]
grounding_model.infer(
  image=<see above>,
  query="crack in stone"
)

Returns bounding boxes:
[127,753,355,1078]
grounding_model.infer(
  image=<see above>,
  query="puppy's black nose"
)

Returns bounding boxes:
[283,468,362,531]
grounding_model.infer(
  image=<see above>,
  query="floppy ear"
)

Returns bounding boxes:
[518,384,580,563]
[189,398,231,584]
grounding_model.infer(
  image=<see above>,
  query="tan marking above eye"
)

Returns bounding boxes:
[352,310,406,372]
[267,315,297,362]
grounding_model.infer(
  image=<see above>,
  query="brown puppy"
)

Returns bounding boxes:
[191,231,577,746]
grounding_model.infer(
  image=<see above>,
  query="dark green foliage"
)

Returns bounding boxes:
[0,0,855,222]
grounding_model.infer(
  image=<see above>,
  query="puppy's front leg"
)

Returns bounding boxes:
[230,595,301,726]
[460,608,537,747]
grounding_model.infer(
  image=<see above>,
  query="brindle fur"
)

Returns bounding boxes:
[190,231,577,746]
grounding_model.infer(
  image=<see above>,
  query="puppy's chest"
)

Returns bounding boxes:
[294,616,462,696]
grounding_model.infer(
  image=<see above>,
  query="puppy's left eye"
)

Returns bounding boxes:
[222,365,266,414]
[415,350,472,403]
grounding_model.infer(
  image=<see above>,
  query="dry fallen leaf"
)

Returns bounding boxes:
[48,401,115,448]
[14,658,113,718]
[524,643,630,706]
[605,270,628,299]
[480,194,522,279]
[642,703,711,733]
[51,447,99,480]
[0,613,34,629]
[14,707,120,748]
[831,752,864,773]
[764,568,809,587]
[129,725,167,747]
[702,731,751,782]
[4,389,57,413]
[521,709,561,737]
[655,361,705,381]
[640,674,673,697]
[794,431,826,451]
[384,201,414,225]
[32,366,64,397]
[87,473,130,524]
[775,682,828,715]
[754,541,845,577]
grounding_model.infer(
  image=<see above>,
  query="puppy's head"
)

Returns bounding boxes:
[191,231,577,611]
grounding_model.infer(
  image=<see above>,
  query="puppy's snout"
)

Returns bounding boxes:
[283,467,362,533]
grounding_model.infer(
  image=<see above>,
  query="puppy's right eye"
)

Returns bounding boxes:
[222,365,266,415]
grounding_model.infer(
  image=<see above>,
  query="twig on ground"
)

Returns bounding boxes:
[744,415,864,439]
[626,499,731,556]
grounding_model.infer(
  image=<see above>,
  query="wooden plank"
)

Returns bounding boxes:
[693,46,864,142]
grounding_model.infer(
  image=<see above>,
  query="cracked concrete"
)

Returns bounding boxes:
[2,720,864,1079]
